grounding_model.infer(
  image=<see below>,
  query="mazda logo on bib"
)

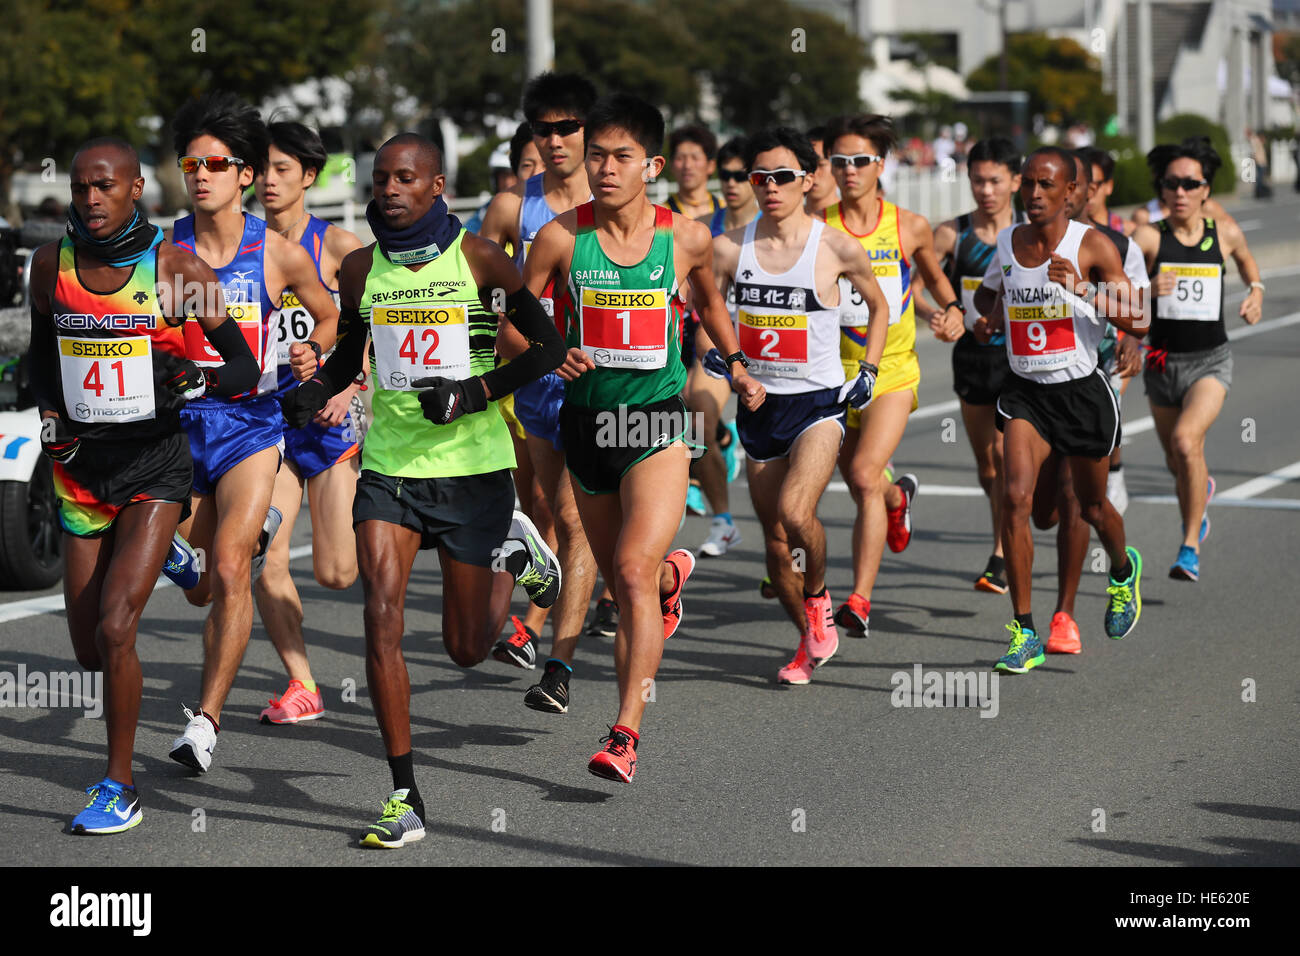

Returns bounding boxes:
[74,403,91,419]
[594,349,612,365]
[390,372,408,388]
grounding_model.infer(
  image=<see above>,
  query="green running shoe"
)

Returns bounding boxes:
[359,789,425,849]
[993,620,1045,674]
[1104,545,1143,639]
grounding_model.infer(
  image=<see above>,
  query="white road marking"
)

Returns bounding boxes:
[1217,460,1300,500]
[0,544,313,625]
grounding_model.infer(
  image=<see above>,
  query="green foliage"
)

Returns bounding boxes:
[1155,114,1236,197]
[967,34,1113,130]
[457,137,506,197]
[1096,134,1149,207]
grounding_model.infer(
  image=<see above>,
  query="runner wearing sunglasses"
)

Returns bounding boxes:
[524,93,764,782]
[710,127,888,684]
[821,114,966,639]
[687,136,758,560]
[1130,137,1263,582]
[165,92,342,773]
[481,73,609,713]
[278,132,565,846]
[250,120,366,726]
[972,147,1144,674]
[25,137,259,832]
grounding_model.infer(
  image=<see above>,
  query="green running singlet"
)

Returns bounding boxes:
[360,229,515,478]
[562,202,687,409]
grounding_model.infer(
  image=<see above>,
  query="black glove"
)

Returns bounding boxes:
[411,376,488,425]
[40,415,80,464]
[164,360,207,400]
[838,361,878,410]
[279,378,330,430]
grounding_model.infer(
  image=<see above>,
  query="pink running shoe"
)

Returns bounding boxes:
[259,679,324,725]
[803,590,839,666]
[661,549,696,640]
[777,640,814,685]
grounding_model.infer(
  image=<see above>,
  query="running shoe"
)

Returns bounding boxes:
[685,481,707,516]
[1169,544,1199,582]
[1106,466,1129,516]
[492,616,539,669]
[777,640,814,685]
[803,590,838,666]
[71,779,141,835]
[250,505,283,575]
[502,510,562,608]
[697,516,741,557]
[259,679,325,724]
[524,659,571,714]
[759,576,777,600]
[586,597,619,637]
[886,473,918,552]
[359,789,425,849]
[1046,611,1082,654]
[1104,546,1143,639]
[162,532,201,590]
[834,592,870,637]
[994,621,1045,674]
[973,555,1008,594]
[661,548,695,640]
[723,420,742,482]
[169,705,216,773]
[1181,476,1214,544]
[588,727,637,782]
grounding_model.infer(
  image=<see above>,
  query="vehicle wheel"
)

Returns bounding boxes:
[0,457,63,590]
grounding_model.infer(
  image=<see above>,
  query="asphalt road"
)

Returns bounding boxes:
[2,223,1298,868]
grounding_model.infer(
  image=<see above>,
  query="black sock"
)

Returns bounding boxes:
[1015,613,1036,635]
[1109,460,1123,473]
[1112,557,1132,582]
[987,555,1006,577]
[387,752,423,816]
[803,585,828,600]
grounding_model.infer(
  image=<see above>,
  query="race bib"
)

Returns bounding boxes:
[1157,263,1222,321]
[737,310,808,378]
[371,304,471,390]
[274,291,315,363]
[838,262,903,328]
[58,336,155,423]
[184,302,263,369]
[960,276,984,330]
[1007,298,1077,372]
[579,288,668,370]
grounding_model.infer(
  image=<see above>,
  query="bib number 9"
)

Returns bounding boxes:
[1026,321,1047,352]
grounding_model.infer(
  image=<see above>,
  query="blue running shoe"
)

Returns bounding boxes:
[723,420,742,482]
[1105,545,1143,639]
[1182,476,1214,544]
[685,482,707,516]
[162,532,200,590]
[1169,544,1199,582]
[993,621,1045,674]
[71,778,141,835]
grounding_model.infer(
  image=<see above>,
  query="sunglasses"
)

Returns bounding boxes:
[718,169,749,183]
[749,168,807,187]
[829,152,883,169]
[1160,175,1207,192]
[177,155,246,174]
[531,119,583,138]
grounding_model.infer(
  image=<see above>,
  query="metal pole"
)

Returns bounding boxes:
[1136,0,1154,152]
[1116,0,1129,135]
[527,0,555,79]
[999,0,1009,91]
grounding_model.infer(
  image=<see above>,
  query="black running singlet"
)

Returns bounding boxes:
[1150,218,1227,353]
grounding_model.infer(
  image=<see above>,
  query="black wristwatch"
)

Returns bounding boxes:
[859,361,879,377]
[725,350,749,369]
[943,299,963,314]
[305,340,324,363]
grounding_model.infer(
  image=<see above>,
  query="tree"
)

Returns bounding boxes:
[967,34,1114,131]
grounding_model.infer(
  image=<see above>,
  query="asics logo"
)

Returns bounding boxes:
[649,265,664,281]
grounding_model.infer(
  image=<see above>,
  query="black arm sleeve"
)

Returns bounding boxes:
[479,285,566,399]
[26,303,61,415]
[203,315,260,397]
[315,306,367,397]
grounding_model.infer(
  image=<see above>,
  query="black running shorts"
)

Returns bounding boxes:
[560,396,695,496]
[995,369,1121,460]
[951,332,1012,407]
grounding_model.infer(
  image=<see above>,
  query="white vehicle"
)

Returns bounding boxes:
[0,405,61,589]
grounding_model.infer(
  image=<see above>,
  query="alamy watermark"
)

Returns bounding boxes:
[0,665,102,718]
[890,664,999,718]
[594,404,706,458]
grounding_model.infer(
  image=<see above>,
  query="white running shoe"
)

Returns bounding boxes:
[169,705,216,773]
[1106,467,1129,516]
[251,505,283,575]
[697,516,741,557]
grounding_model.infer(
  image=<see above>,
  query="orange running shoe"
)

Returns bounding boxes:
[588,726,638,782]
[777,641,814,685]
[661,548,696,640]
[834,592,871,637]
[259,679,324,724]
[1046,612,1082,654]
[885,474,918,553]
